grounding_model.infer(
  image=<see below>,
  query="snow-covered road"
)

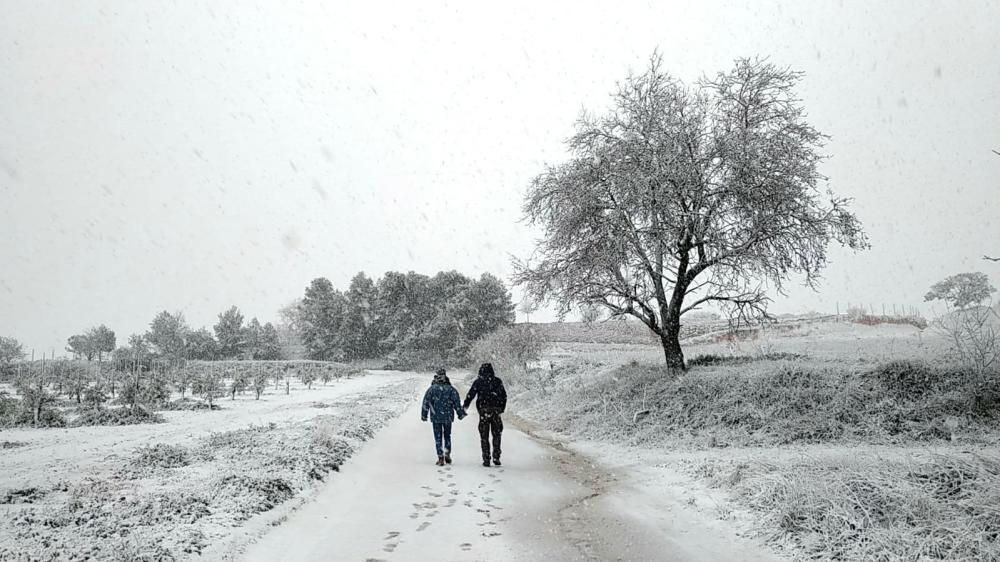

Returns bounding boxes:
[241,388,583,561]
[239,376,780,562]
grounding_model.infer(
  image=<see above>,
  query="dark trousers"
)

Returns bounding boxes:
[478,412,503,461]
[432,422,452,457]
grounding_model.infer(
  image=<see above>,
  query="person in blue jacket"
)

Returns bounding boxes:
[421,368,466,466]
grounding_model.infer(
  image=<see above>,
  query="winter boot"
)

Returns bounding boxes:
[482,459,491,467]
[492,458,502,467]
[436,456,445,466]
[444,453,452,464]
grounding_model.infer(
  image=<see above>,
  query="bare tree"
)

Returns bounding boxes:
[517,297,539,323]
[925,272,999,372]
[515,54,867,369]
[579,303,603,325]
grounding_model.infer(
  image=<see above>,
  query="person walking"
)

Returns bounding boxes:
[421,368,466,466]
[463,362,507,467]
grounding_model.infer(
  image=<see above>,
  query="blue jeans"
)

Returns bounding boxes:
[432,422,453,457]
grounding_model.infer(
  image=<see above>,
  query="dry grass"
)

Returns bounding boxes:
[692,452,1000,561]
[0,380,416,561]
[521,357,1000,449]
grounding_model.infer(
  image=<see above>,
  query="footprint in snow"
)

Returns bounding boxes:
[416,522,431,532]
[384,531,400,540]
[460,543,472,551]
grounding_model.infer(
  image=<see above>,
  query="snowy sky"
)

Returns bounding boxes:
[1,0,998,355]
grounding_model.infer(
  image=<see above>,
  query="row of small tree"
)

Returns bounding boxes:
[64,306,283,365]
[0,348,358,427]
[288,270,516,366]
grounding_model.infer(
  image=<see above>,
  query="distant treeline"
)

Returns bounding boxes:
[287,270,516,367]
[0,269,517,381]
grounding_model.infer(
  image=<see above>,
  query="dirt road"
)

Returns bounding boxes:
[239,379,780,562]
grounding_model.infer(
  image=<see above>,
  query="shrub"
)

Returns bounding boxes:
[868,359,944,399]
[72,406,164,427]
[118,376,170,408]
[702,453,1000,561]
[158,397,219,411]
[532,358,1000,448]
[1,487,46,505]
[215,474,295,520]
[687,352,803,367]
[83,385,108,410]
[132,443,190,469]
[470,325,546,391]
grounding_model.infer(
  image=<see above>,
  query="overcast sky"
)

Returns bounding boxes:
[1,0,998,355]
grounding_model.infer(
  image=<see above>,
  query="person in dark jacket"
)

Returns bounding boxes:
[463,362,507,467]
[421,368,466,466]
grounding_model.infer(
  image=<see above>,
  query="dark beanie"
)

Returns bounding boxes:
[435,368,446,377]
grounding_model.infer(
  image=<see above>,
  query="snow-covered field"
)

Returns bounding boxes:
[4,322,984,561]
[0,371,424,561]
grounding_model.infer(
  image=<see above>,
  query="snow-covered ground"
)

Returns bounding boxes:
[237,378,779,562]
[4,367,792,560]
[0,371,424,560]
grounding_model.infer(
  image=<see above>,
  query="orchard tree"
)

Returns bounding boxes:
[515,54,867,369]
[214,306,246,359]
[252,366,269,399]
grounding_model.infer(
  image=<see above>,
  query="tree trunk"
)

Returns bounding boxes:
[660,318,686,371]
